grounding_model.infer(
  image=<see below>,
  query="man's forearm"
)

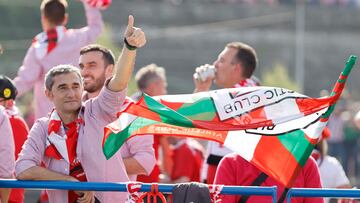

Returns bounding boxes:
[108,15,145,92]
[123,157,147,175]
[16,166,75,181]
[83,2,104,39]
[108,47,136,92]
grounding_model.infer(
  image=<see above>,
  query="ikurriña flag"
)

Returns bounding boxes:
[103,55,356,187]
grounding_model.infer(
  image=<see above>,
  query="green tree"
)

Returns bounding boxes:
[261,63,300,92]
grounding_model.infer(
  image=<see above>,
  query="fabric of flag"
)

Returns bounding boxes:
[103,56,356,187]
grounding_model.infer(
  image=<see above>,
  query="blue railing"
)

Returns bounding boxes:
[2,179,360,202]
[0,179,278,203]
[287,188,360,203]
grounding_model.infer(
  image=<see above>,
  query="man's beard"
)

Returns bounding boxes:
[84,76,106,93]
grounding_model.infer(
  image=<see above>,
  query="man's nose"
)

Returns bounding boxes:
[81,67,90,75]
[67,88,76,97]
[213,61,219,69]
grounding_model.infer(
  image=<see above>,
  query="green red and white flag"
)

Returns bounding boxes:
[103,56,356,187]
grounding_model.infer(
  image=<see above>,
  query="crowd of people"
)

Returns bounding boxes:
[0,0,359,203]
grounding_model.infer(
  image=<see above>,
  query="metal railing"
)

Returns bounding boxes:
[0,179,278,203]
[287,188,360,203]
[2,179,360,202]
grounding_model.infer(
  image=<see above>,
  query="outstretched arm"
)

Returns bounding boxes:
[13,48,42,97]
[107,15,146,92]
[77,1,104,44]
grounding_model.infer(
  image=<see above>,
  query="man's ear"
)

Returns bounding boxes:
[105,64,114,78]
[145,82,158,96]
[234,63,243,75]
[62,13,69,26]
[41,14,46,23]
[41,14,48,30]
[45,89,54,102]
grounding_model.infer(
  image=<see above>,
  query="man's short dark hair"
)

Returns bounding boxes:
[80,44,115,67]
[40,0,68,25]
[226,42,258,78]
[45,64,82,91]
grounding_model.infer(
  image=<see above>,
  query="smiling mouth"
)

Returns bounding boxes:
[64,100,79,103]
[83,78,93,82]
[83,76,95,82]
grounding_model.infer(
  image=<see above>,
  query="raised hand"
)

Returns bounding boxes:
[124,15,146,49]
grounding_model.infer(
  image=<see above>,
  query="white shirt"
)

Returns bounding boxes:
[318,155,349,188]
[317,155,350,203]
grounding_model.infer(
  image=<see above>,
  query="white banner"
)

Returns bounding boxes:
[210,87,307,121]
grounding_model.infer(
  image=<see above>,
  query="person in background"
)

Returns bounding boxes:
[79,44,156,180]
[14,0,104,120]
[342,103,360,178]
[214,153,323,203]
[326,101,346,166]
[311,127,352,203]
[0,75,29,203]
[133,64,173,182]
[193,42,259,184]
[0,106,15,203]
[168,137,204,183]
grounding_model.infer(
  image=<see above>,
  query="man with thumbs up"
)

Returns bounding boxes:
[15,15,146,203]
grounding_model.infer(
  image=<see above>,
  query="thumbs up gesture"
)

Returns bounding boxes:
[124,15,146,49]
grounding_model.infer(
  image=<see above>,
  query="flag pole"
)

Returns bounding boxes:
[330,55,356,95]
[323,55,357,118]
